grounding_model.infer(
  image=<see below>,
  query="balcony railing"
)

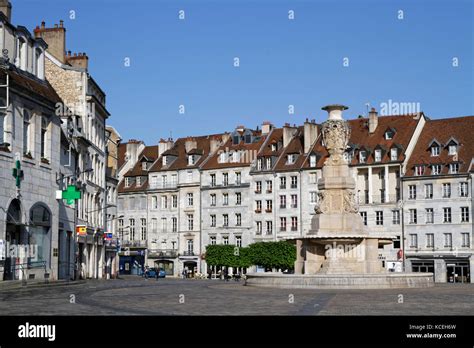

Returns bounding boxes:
[181,251,195,256]
[149,183,178,190]
[280,205,286,209]
[255,189,262,194]
[279,185,286,189]
[266,189,272,193]
[279,227,287,232]
[148,249,178,258]
[357,194,399,205]
[291,227,298,231]
[265,209,272,213]
[290,184,297,189]
[291,204,298,208]
[120,240,147,248]
[255,209,262,213]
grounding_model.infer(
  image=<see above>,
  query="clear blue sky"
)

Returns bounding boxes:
[16,0,473,144]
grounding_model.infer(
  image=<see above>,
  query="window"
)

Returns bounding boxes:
[235,172,241,185]
[309,173,317,184]
[280,217,287,231]
[266,180,273,193]
[161,196,168,209]
[35,48,43,77]
[187,171,193,183]
[266,200,272,213]
[266,157,272,169]
[255,181,262,193]
[18,37,26,69]
[461,233,470,248]
[431,164,441,175]
[187,214,194,230]
[151,218,157,232]
[426,234,434,248]
[150,175,158,188]
[256,221,262,235]
[129,219,135,240]
[461,207,469,222]
[409,234,418,248]
[187,239,194,254]
[161,218,167,232]
[374,149,382,162]
[280,195,287,208]
[442,183,451,198]
[424,184,433,199]
[287,154,296,164]
[385,129,394,139]
[425,208,434,224]
[448,144,457,155]
[118,219,124,239]
[172,195,178,208]
[223,193,229,206]
[210,194,216,206]
[415,165,424,176]
[142,162,148,171]
[291,194,298,208]
[232,151,240,163]
[172,217,177,232]
[390,148,398,161]
[409,209,417,224]
[459,182,468,197]
[236,192,241,205]
[161,175,168,188]
[291,217,298,231]
[280,177,286,189]
[359,151,367,163]
[0,111,6,145]
[23,110,31,155]
[256,200,262,213]
[136,177,141,187]
[40,117,48,159]
[223,214,229,227]
[266,221,273,235]
[271,143,277,152]
[151,196,158,209]
[235,236,242,247]
[431,146,440,156]
[360,211,367,226]
[310,192,317,204]
[210,236,217,245]
[257,158,262,170]
[125,177,130,188]
[310,155,317,167]
[223,237,229,245]
[291,176,298,189]
[376,211,383,225]
[140,218,147,240]
[210,174,216,187]
[162,156,168,166]
[408,185,417,200]
[210,215,216,227]
[443,208,452,223]
[187,193,193,206]
[236,213,241,226]
[223,173,229,186]
[448,163,459,174]
[392,210,400,225]
[444,233,452,248]
[188,155,195,166]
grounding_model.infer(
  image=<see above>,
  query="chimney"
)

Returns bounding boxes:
[34,20,67,63]
[185,137,197,153]
[66,51,89,69]
[261,121,273,135]
[0,0,12,22]
[304,119,318,154]
[321,104,348,120]
[210,138,221,153]
[283,123,298,148]
[221,132,231,144]
[125,140,144,168]
[158,138,174,157]
[369,107,378,134]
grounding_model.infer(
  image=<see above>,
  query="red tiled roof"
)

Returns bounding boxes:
[406,116,474,176]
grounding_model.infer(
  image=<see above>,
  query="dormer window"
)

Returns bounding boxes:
[244,132,252,144]
[431,146,440,156]
[415,165,425,176]
[448,144,457,155]
[359,151,367,163]
[142,162,148,171]
[374,149,382,162]
[257,158,262,170]
[188,155,195,166]
[390,148,398,161]
[449,163,459,174]
[136,176,141,186]
[309,155,317,168]
[266,157,272,169]
[287,154,296,164]
[125,177,130,187]
[385,129,395,140]
[18,37,27,70]
[232,151,240,163]
[432,164,441,175]
[271,143,277,152]
[233,135,240,145]
[219,152,227,163]
[162,156,168,166]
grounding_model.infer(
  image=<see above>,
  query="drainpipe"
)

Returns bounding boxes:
[399,163,406,272]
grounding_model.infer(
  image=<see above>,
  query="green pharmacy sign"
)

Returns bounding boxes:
[62,185,81,205]
[12,160,24,188]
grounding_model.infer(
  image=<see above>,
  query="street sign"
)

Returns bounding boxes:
[62,185,81,205]
[76,226,87,236]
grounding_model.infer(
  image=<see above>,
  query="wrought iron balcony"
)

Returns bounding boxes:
[148,249,178,258]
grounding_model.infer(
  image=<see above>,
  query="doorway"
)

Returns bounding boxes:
[3,199,23,281]
[447,262,470,283]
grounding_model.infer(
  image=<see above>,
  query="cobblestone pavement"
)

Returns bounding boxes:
[0,277,473,315]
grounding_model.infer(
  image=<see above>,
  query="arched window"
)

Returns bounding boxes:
[18,37,27,70]
[23,110,31,155]
[40,116,48,159]
[29,204,52,267]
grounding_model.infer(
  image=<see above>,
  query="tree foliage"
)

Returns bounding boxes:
[205,244,251,268]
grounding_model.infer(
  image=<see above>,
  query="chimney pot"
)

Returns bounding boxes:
[59,20,64,28]
[41,21,45,28]
[54,24,58,28]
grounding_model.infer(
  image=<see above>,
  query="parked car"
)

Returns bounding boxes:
[143,267,166,278]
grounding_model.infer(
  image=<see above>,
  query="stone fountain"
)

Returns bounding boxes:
[245,105,434,289]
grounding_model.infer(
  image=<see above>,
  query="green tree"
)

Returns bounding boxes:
[247,241,296,270]
[205,244,251,268]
